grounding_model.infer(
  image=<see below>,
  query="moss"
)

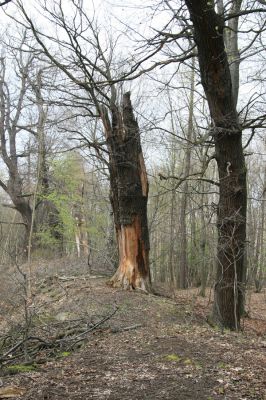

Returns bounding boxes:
[218,362,229,370]
[59,351,71,357]
[32,313,55,325]
[194,361,203,370]
[7,364,37,374]
[165,354,181,362]
[164,354,202,369]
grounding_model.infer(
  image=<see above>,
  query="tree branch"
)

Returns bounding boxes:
[0,179,8,192]
[158,172,219,187]
[0,0,12,6]
[0,221,27,226]
[225,8,266,21]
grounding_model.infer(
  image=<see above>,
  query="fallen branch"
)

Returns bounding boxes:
[57,274,106,281]
[111,324,142,333]
[0,336,50,362]
[67,306,119,349]
[0,307,119,365]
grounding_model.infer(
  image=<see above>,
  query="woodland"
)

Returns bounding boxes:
[0,0,265,399]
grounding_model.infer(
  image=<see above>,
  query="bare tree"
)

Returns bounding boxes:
[182,0,247,330]
[0,47,34,246]
[17,1,151,290]
[178,60,195,289]
[0,32,65,254]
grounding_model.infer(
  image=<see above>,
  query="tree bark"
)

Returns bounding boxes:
[199,189,208,297]
[185,0,247,329]
[223,0,242,108]
[254,165,266,292]
[104,92,150,291]
[5,180,33,255]
[167,91,178,289]
[179,63,195,289]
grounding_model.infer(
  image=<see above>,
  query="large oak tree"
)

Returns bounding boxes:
[183,0,247,329]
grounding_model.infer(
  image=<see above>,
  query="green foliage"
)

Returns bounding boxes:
[35,151,110,257]
[35,153,86,253]
[46,191,76,236]
[35,227,59,247]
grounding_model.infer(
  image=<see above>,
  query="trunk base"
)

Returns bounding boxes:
[108,268,150,292]
[107,218,151,292]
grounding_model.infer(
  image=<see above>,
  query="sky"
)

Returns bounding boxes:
[0,0,265,171]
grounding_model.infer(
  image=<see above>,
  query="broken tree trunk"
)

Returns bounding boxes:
[104,92,150,291]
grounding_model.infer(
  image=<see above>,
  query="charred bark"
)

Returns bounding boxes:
[104,92,150,291]
[185,0,247,329]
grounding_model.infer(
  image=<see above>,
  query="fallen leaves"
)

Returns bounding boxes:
[0,269,265,400]
[0,386,26,398]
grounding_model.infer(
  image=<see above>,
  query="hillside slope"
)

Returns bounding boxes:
[0,258,265,399]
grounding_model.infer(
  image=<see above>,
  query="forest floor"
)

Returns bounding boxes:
[0,257,265,400]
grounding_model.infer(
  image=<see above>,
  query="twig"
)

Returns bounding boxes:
[0,336,50,362]
[66,307,118,349]
[57,274,106,281]
[0,221,26,225]
[0,308,119,365]
[111,324,142,333]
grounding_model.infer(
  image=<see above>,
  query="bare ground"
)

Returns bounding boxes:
[0,258,265,400]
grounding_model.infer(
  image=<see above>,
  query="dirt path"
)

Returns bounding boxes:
[0,263,265,399]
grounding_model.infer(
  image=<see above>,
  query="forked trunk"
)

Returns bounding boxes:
[103,92,150,291]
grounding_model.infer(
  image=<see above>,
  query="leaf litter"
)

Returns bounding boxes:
[0,258,265,399]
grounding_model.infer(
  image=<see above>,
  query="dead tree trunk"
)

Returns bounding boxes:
[104,92,150,291]
[185,0,247,329]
